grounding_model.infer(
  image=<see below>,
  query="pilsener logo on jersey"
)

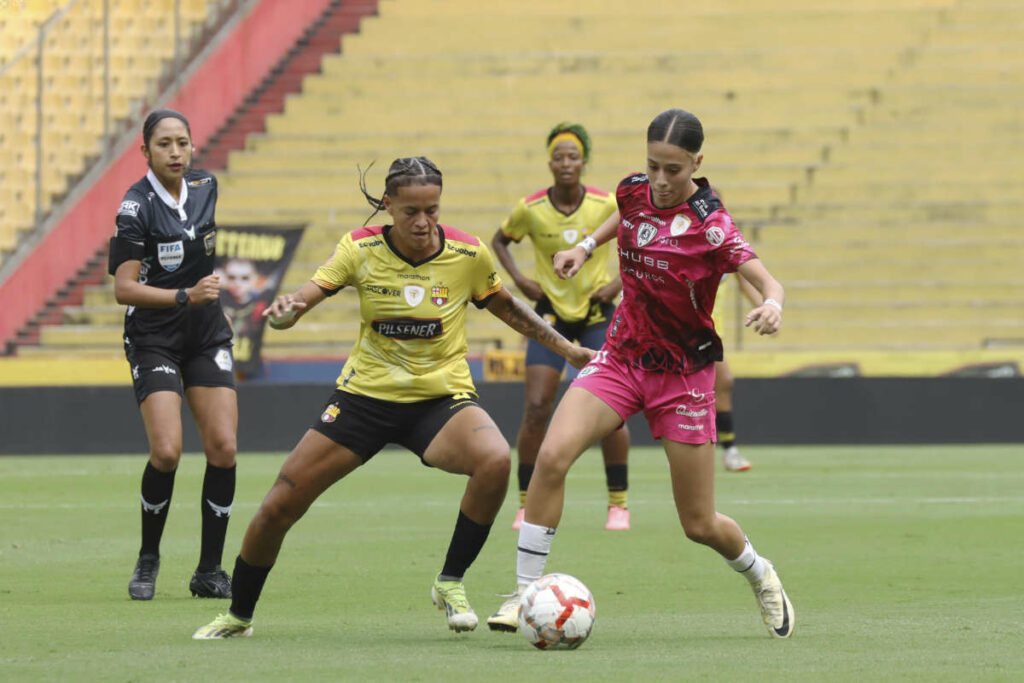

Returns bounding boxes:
[372,317,443,339]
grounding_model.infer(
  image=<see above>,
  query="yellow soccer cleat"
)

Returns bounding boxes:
[192,612,253,640]
[431,578,478,632]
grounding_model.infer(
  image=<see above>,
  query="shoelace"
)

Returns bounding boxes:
[135,559,158,583]
[441,584,471,610]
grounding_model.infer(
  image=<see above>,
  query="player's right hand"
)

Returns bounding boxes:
[188,274,221,304]
[264,294,307,329]
[553,246,586,279]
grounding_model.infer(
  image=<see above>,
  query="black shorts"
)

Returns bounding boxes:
[526,297,616,370]
[310,389,479,463]
[125,342,236,404]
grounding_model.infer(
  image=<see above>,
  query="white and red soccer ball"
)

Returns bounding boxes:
[518,573,596,650]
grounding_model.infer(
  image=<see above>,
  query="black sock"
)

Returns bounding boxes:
[605,464,628,492]
[139,461,175,556]
[716,411,736,449]
[439,511,492,581]
[517,464,534,494]
[229,555,273,621]
[199,463,236,571]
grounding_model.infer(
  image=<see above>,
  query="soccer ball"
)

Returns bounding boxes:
[518,573,596,650]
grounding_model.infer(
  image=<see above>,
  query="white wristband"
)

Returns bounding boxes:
[762,298,783,312]
[578,236,598,257]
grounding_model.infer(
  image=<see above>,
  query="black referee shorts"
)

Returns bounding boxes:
[310,389,479,463]
[125,343,236,404]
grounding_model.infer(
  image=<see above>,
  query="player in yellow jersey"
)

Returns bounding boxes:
[194,157,592,640]
[492,123,632,532]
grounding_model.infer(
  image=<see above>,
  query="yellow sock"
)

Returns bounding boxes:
[518,490,527,507]
[608,490,627,509]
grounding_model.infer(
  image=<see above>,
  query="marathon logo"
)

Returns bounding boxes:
[372,317,443,340]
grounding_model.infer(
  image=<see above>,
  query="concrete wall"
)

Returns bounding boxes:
[2,378,1022,455]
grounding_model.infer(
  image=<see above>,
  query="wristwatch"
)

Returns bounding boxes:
[175,288,190,306]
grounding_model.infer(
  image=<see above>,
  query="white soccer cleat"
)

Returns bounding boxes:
[486,586,524,632]
[750,561,794,638]
[723,446,752,472]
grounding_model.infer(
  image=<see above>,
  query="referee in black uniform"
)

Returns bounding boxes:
[109,109,237,601]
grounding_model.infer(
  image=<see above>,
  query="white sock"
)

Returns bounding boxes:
[725,538,767,584]
[516,520,556,587]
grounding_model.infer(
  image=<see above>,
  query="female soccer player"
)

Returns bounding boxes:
[193,157,592,639]
[487,109,795,639]
[109,109,237,601]
[492,122,631,531]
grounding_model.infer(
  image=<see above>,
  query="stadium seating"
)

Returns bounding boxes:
[15,0,1024,362]
[0,0,217,256]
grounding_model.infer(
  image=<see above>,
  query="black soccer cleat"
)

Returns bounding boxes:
[128,553,160,600]
[190,566,232,598]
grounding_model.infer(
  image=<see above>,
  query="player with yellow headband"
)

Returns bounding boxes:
[491,122,632,533]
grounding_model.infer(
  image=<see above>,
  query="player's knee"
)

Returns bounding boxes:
[522,397,555,430]
[256,494,303,534]
[535,445,573,482]
[681,517,717,546]
[148,442,181,471]
[204,432,237,467]
[476,442,511,482]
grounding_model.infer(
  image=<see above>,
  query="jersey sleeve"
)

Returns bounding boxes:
[108,189,150,274]
[499,199,531,243]
[311,234,358,295]
[707,214,757,274]
[469,242,504,308]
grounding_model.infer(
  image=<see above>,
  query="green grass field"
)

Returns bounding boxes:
[2,445,1023,682]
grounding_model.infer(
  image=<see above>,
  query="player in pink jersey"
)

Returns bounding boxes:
[488,109,795,639]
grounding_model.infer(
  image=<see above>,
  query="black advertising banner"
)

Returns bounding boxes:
[215,225,304,377]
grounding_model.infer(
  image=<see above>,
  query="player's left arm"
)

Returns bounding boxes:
[736,258,784,336]
[485,286,594,368]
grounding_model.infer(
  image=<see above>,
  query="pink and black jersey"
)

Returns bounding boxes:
[606,175,755,374]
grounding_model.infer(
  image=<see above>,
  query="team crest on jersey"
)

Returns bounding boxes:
[403,285,425,307]
[321,403,340,423]
[705,226,725,247]
[562,229,579,245]
[636,222,658,248]
[431,284,449,306]
[204,230,216,256]
[158,241,184,271]
[670,214,692,236]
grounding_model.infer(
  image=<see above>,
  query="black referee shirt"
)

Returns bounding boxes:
[109,168,231,350]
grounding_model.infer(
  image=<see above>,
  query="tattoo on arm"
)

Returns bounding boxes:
[498,296,566,350]
[277,472,297,489]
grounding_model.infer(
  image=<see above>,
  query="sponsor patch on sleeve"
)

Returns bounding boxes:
[118,200,140,217]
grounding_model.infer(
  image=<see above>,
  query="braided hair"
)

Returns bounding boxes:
[359,156,443,225]
[647,109,703,154]
[546,121,592,163]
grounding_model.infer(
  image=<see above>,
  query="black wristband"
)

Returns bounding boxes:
[175,288,190,306]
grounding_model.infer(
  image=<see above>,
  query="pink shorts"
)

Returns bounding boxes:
[570,349,717,444]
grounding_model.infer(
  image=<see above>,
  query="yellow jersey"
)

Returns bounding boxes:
[500,186,616,322]
[311,224,503,401]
